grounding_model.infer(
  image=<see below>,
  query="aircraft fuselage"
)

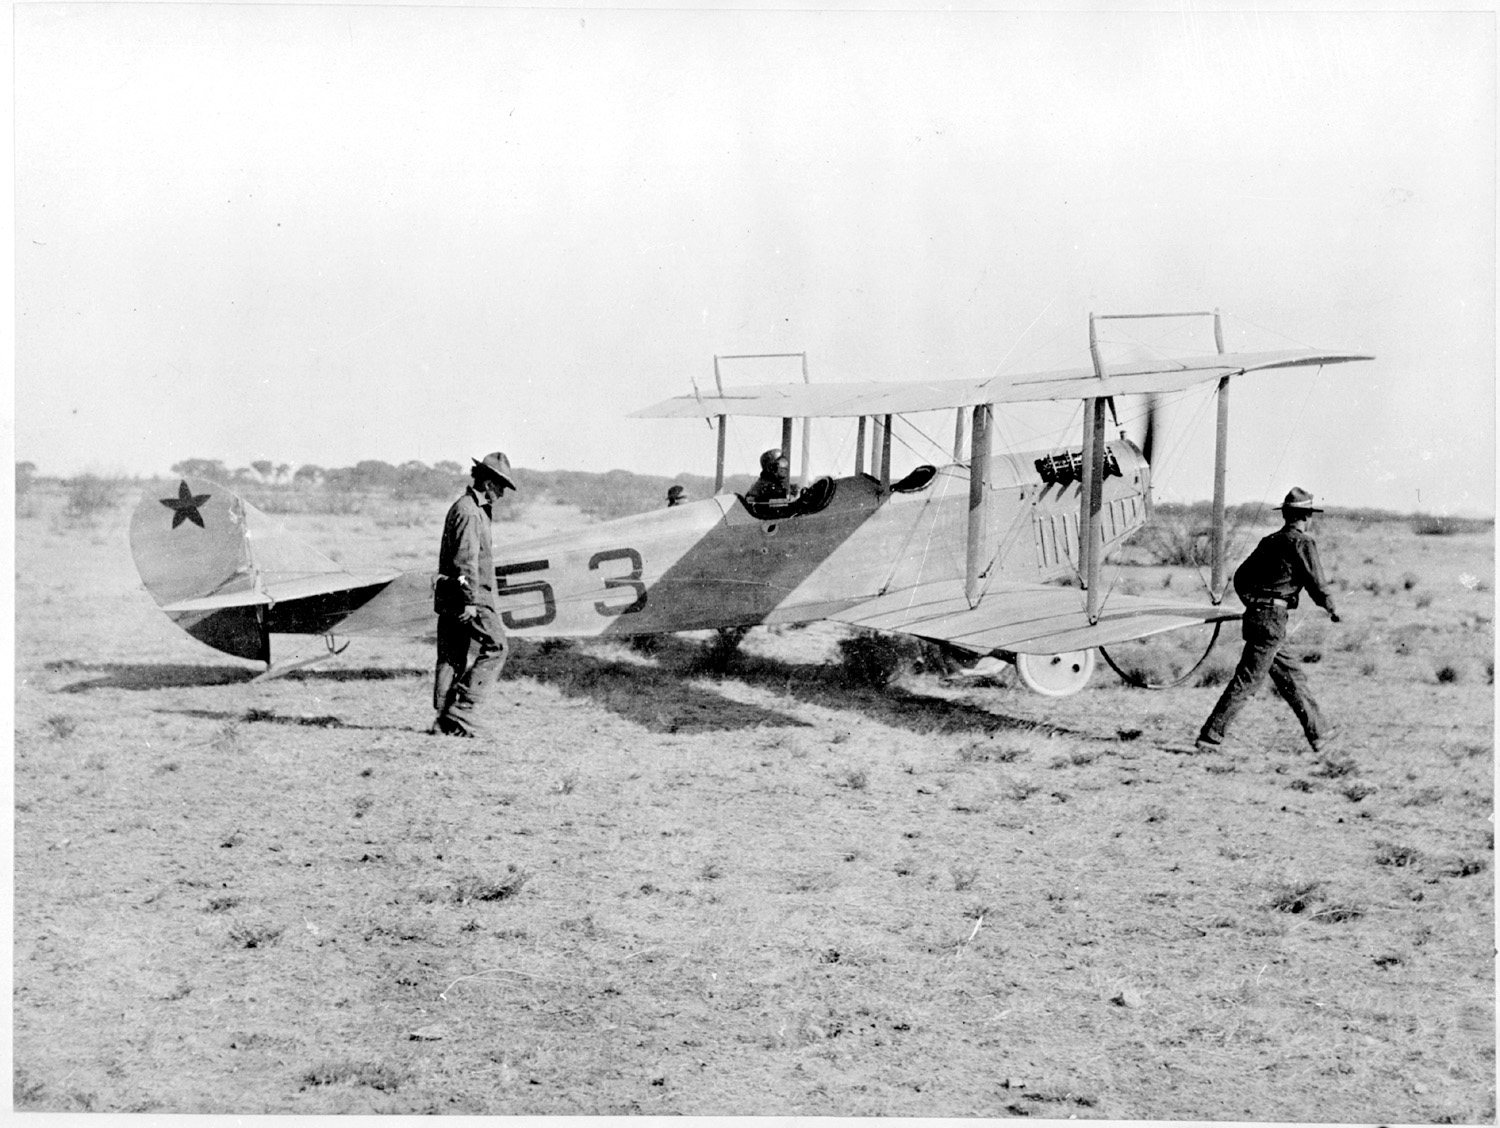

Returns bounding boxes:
[484,440,1149,639]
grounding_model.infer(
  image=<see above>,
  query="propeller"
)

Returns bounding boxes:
[1141,393,1159,466]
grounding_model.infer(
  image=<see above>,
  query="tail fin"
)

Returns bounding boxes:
[129,478,344,661]
[130,477,256,608]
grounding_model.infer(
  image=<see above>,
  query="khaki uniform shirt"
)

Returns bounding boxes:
[435,487,496,615]
[1233,525,1336,614]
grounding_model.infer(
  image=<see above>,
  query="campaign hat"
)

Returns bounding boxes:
[1280,486,1322,514]
[472,451,517,491]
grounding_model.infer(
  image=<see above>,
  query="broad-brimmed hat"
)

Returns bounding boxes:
[472,451,517,491]
[1280,486,1322,513]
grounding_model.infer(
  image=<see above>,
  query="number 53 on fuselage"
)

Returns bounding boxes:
[129,312,1371,696]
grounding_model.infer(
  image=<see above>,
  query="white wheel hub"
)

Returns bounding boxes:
[1014,648,1096,697]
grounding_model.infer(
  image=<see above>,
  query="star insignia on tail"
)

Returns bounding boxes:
[160,481,212,529]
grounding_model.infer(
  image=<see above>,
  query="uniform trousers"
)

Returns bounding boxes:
[1200,603,1326,747]
[433,605,509,735]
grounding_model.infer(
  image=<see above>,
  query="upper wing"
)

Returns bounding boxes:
[829,578,1240,655]
[632,348,1373,419]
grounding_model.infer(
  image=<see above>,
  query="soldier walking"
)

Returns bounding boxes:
[431,452,516,738]
[1196,487,1341,753]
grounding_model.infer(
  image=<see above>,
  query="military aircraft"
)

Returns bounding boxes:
[129,311,1371,695]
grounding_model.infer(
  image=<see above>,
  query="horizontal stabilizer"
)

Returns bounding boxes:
[159,569,402,613]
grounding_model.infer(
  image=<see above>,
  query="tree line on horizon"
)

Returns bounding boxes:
[12,458,1491,534]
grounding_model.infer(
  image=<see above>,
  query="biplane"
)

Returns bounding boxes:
[129,311,1371,695]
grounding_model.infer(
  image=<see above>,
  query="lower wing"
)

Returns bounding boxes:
[828,578,1239,655]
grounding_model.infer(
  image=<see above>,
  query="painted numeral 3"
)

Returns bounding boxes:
[590,548,647,616]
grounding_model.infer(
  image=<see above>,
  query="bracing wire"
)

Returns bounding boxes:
[1260,364,1325,511]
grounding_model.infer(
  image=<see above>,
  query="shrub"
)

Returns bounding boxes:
[1135,515,1214,567]
[171,458,230,482]
[1411,514,1487,536]
[64,473,127,520]
[1436,663,1462,684]
[1195,659,1236,688]
[1267,878,1323,914]
[15,461,36,509]
[951,864,980,891]
[1310,755,1357,779]
[301,1060,408,1091]
[837,630,920,687]
[1375,842,1422,868]
[1315,902,1365,923]
[452,866,529,903]
[690,626,750,675]
[227,922,284,948]
[43,714,76,739]
[957,737,1030,763]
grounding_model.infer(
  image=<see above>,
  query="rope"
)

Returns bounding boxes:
[1100,623,1225,689]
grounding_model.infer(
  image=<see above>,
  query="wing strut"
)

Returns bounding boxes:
[879,414,893,488]
[965,402,992,607]
[1082,396,1108,623]
[712,357,727,492]
[798,352,811,488]
[1210,310,1229,602]
[715,415,727,492]
[1082,312,1109,623]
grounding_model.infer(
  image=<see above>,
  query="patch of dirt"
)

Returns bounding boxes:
[13,498,1496,1120]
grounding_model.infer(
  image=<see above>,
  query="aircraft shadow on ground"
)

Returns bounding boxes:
[514,636,1069,739]
[50,662,260,693]
[512,641,814,733]
[48,661,426,694]
[43,645,1070,740]
[157,707,396,733]
[716,653,1069,738]
[284,667,427,683]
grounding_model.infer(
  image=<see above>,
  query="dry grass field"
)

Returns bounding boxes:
[13,481,1495,1119]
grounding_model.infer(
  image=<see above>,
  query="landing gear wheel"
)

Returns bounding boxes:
[1014,648,1096,697]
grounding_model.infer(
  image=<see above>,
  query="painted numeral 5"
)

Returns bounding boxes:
[590,547,647,616]
[494,559,556,629]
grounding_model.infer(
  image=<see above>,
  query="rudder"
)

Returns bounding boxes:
[130,477,257,609]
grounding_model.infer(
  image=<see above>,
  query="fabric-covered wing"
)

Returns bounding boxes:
[632,348,1372,419]
[829,579,1240,655]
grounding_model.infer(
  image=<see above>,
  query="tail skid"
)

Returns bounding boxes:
[250,637,351,682]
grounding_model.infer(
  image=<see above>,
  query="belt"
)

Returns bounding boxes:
[1244,597,1289,609]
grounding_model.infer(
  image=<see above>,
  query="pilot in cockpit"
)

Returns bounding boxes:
[744,448,799,506]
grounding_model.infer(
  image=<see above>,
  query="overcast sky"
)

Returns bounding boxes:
[14,3,1496,515]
